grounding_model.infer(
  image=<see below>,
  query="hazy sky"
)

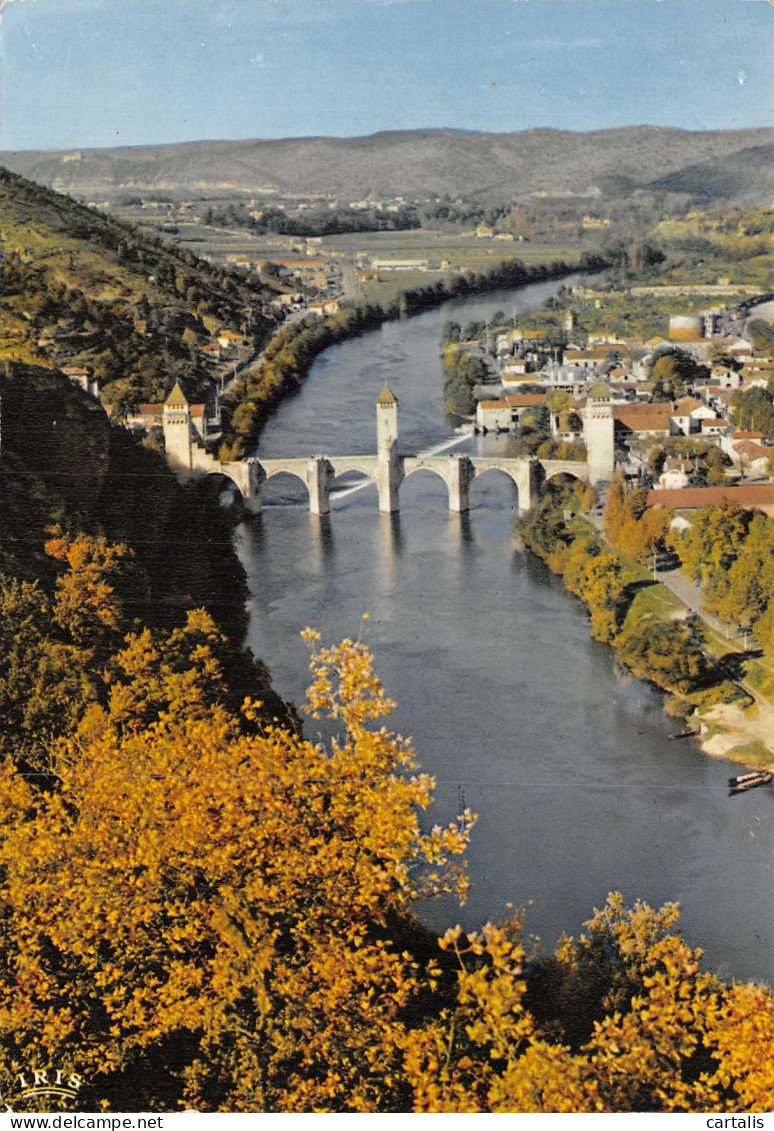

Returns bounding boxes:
[0,0,772,151]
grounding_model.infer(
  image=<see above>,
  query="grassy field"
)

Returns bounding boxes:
[101,204,582,275]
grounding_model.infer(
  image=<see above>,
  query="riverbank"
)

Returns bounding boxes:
[219,254,605,459]
[519,482,774,773]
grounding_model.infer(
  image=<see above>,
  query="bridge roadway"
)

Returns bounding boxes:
[190,444,589,516]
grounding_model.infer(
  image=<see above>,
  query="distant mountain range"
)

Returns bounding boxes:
[2,126,773,207]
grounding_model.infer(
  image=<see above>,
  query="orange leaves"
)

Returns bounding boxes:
[44,528,131,646]
[0,631,473,1111]
[304,633,397,734]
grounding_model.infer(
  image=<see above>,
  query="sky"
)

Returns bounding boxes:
[0,0,772,151]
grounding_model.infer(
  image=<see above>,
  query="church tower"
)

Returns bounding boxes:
[163,381,193,472]
[584,379,615,486]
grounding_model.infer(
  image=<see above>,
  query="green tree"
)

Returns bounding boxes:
[616,616,708,695]
[650,350,706,398]
[746,318,774,355]
[730,386,774,438]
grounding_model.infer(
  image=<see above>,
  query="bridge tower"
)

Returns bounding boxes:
[376,385,402,512]
[584,379,615,486]
[163,381,193,472]
[377,384,398,456]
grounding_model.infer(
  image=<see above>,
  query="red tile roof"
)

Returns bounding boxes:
[647,485,774,512]
[505,394,546,407]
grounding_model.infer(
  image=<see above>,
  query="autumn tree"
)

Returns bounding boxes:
[0,575,98,767]
[0,632,472,1112]
[400,916,599,1112]
[670,501,750,586]
[615,615,708,695]
[44,528,133,650]
[401,894,774,1112]
[746,318,774,356]
[650,350,707,398]
[555,895,774,1112]
[604,479,669,564]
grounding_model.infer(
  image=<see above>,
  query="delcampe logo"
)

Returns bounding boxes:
[15,1068,84,1103]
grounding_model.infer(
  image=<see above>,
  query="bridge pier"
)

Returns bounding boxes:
[308,457,335,516]
[447,455,476,513]
[242,458,266,513]
[377,454,403,514]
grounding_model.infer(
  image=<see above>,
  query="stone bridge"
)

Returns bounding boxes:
[163,382,591,516]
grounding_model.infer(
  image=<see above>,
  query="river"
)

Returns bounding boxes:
[234,276,773,985]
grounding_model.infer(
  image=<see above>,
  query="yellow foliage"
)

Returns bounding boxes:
[0,632,472,1112]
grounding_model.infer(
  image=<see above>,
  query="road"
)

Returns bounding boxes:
[655,566,746,646]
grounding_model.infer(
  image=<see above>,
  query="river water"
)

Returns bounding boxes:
[235,277,773,984]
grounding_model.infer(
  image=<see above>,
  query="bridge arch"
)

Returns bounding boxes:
[203,468,245,495]
[471,463,523,490]
[329,466,379,507]
[330,464,379,490]
[543,467,588,485]
[468,464,522,509]
[263,467,310,490]
[261,467,312,507]
[402,463,453,490]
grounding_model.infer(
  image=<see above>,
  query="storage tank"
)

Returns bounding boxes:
[669,314,704,341]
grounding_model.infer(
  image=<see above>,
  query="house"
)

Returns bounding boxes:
[699,418,729,439]
[727,439,771,479]
[709,364,742,390]
[658,457,700,489]
[551,410,584,442]
[125,403,164,432]
[723,336,754,359]
[217,329,243,349]
[563,350,599,373]
[646,484,774,517]
[505,393,547,425]
[670,396,717,436]
[199,342,223,362]
[475,393,546,432]
[614,403,673,441]
[476,398,513,432]
[61,366,99,398]
[501,360,528,387]
[721,431,765,459]
[307,300,342,316]
[739,358,774,387]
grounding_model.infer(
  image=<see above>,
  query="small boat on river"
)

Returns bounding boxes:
[728,770,774,796]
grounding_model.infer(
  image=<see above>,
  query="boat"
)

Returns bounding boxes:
[728,770,774,796]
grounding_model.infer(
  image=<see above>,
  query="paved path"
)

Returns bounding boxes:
[655,568,745,645]
[655,567,774,714]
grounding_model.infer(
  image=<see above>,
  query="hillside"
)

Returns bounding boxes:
[0,362,244,631]
[0,167,275,407]
[2,126,773,207]
[0,361,289,758]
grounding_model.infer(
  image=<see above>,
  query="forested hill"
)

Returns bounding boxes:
[0,167,274,407]
[3,125,774,207]
[0,361,289,759]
